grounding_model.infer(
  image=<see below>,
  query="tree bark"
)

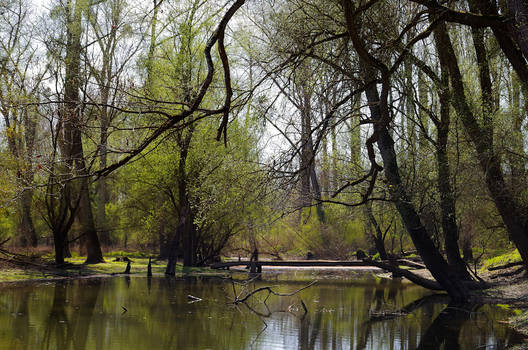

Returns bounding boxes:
[18,190,38,247]
[508,72,526,192]
[341,0,469,302]
[475,0,528,90]
[364,81,468,301]
[96,88,110,246]
[299,85,312,209]
[63,0,103,264]
[434,21,528,270]
[167,125,197,269]
[299,76,325,221]
[435,53,471,280]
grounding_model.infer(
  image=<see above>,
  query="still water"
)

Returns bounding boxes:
[0,270,524,349]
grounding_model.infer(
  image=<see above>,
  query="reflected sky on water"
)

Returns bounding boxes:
[0,270,524,349]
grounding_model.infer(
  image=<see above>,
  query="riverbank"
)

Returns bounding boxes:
[0,253,228,284]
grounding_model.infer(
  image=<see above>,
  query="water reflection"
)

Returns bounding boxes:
[0,274,524,349]
[40,279,102,350]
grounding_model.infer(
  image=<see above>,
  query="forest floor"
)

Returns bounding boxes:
[477,267,528,342]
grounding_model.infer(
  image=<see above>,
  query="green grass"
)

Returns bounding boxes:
[103,250,151,258]
[0,254,224,283]
[479,249,522,272]
[0,268,60,282]
[64,256,214,275]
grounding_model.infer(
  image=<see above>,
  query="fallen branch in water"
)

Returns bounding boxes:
[187,295,202,303]
[233,281,317,304]
[223,275,261,301]
[367,294,449,323]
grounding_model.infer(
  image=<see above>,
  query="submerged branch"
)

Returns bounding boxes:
[367,294,449,323]
[233,281,317,304]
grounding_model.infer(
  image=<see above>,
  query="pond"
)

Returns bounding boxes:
[0,270,524,349]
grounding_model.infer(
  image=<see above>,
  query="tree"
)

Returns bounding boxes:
[433,20,528,270]
[0,0,43,247]
[84,0,140,246]
[61,0,103,263]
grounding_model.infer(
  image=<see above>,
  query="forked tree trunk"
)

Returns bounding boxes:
[342,0,469,301]
[364,82,469,302]
[436,59,471,280]
[434,22,528,271]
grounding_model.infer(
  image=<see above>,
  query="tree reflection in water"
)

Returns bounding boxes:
[41,279,102,350]
[0,275,525,349]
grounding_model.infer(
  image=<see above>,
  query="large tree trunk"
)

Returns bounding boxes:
[341,0,469,301]
[63,0,103,264]
[508,72,526,192]
[77,177,104,264]
[299,88,312,209]
[436,55,471,280]
[364,82,468,302]
[92,2,122,247]
[165,125,197,270]
[18,189,38,247]
[434,22,528,270]
[20,107,38,247]
[96,92,110,246]
[299,79,325,221]
[53,229,68,266]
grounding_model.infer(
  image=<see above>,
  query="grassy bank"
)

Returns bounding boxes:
[0,251,226,283]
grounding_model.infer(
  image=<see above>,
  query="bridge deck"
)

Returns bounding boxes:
[209,259,424,270]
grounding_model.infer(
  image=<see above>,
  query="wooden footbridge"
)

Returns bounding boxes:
[210,259,425,271]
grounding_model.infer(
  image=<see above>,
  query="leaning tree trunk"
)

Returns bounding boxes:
[341,0,469,302]
[434,22,528,271]
[474,0,528,91]
[365,82,468,302]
